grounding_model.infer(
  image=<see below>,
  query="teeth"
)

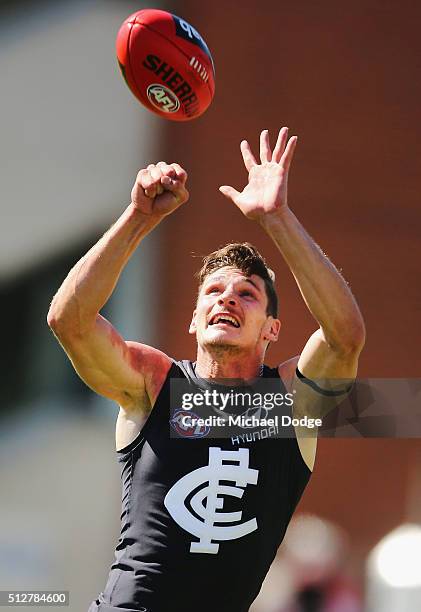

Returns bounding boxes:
[211,314,239,327]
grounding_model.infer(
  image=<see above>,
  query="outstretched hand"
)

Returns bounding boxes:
[219,127,297,222]
[131,162,189,218]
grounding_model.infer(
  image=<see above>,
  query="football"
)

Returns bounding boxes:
[116,9,215,121]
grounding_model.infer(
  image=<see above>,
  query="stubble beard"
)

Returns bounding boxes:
[202,337,244,359]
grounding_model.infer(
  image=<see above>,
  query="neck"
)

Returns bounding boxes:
[195,345,264,382]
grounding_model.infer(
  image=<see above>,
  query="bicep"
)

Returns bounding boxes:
[279,329,363,471]
[281,328,362,421]
[51,314,167,408]
[297,328,361,381]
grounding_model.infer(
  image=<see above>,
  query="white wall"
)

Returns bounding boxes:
[0,0,161,280]
[0,2,165,610]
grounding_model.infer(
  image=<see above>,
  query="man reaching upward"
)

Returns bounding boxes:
[48,127,365,612]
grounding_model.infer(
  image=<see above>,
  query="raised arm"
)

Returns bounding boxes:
[47,162,189,411]
[220,127,365,431]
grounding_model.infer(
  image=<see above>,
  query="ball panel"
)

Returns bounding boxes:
[116,19,139,101]
[135,9,214,69]
[135,10,215,97]
[116,9,215,121]
[129,24,212,121]
[128,24,192,120]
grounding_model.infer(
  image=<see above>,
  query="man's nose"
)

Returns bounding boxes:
[218,289,237,306]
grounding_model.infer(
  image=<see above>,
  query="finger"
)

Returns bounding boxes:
[272,127,289,163]
[240,140,257,172]
[144,187,156,198]
[281,136,298,171]
[145,165,160,196]
[149,166,165,195]
[161,177,189,204]
[157,161,176,179]
[157,162,176,192]
[135,168,148,184]
[140,173,157,199]
[260,129,271,164]
[219,185,240,202]
[170,163,188,183]
[140,172,154,190]
[155,182,164,195]
[150,166,163,182]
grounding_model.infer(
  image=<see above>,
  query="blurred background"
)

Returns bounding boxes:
[1,0,420,610]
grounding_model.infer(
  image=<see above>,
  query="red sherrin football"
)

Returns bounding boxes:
[116,9,215,121]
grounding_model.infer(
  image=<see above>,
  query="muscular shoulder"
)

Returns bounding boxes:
[124,342,173,410]
[115,346,173,452]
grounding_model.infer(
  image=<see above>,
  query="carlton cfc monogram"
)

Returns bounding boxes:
[164,447,259,554]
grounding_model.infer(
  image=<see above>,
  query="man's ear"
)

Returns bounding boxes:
[263,317,281,343]
[189,309,197,335]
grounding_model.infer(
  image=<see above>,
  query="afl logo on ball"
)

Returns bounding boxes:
[147,84,180,113]
[170,410,210,438]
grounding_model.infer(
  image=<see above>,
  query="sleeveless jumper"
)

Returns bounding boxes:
[88,360,311,612]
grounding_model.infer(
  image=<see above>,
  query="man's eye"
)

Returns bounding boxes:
[241,290,253,297]
[207,287,220,294]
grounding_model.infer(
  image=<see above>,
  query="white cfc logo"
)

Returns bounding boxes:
[164,447,259,554]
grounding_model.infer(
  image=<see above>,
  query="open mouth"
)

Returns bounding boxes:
[209,313,240,328]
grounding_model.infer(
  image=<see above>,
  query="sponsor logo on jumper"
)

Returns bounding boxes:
[170,410,210,438]
[164,447,259,554]
[231,426,279,446]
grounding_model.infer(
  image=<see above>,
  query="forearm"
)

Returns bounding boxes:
[48,203,160,333]
[261,207,365,350]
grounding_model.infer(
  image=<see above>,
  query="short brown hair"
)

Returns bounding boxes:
[196,243,278,318]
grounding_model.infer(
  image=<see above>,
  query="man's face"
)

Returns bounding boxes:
[189,267,280,353]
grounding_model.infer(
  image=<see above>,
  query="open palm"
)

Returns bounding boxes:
[219,127,297,221]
